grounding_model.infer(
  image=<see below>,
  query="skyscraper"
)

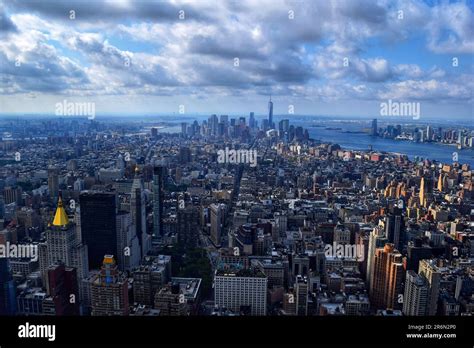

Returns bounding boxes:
[418,259,441,316]
[426,125,434,141]
[402,270,429,316]
[406,239,432,272]
[268,96,274,129]
[90,255,129,316]
[47,196,75,266]
[419,177,426,206]
[295,275,308,316]
[210,203,225,247]
[131,168,150,258]
[177,205,200,248]
[371,119,378,136]
[153,166,165,239]
[419,176,433,207]
[220,114,229,126]
[181,122,188,137]
[370,243,404,310]
[209,114,219,136]
[116,211,140,272]
[385,210,403,250]
[46,195,89,301]
[249,112,255,129]
[437,173,448,192]
[278,119,289,133]
[48,167,59,200]
[367,226,388,286]
[80,191,118,269]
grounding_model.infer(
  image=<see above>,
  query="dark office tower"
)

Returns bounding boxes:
[303,129,309,141]
[371,119,378,136]
[209,114,219,136]
[48,167,59,200]
[220,114,229,126]
[153,166,165,239]
[191,120,199,136]
[295,126,304,141]
[181,122,188,137]
[406,239,432,272]
[288,125,295,141]
[131,168,149,259]
[151,127,158,138]
[279,119,289,135]
[179,146,192,164]
[80,191,118,269]
[268,96,274,129]
[249,112,255,129]
[217,122,225,137]
[47,263,79,315]
[177,205,200,248]
[278,120,284,137]
[385,212,403,250]
[239,117,246,126]
[0,258,16,315]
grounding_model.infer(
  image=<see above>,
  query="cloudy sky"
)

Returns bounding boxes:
[0,0,473,119]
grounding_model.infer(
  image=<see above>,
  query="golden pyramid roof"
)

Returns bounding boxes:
[52,196,69,227]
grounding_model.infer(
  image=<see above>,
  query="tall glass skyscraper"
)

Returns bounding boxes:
[268,97,274,129]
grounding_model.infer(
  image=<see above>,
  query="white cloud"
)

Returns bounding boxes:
[0,0,472,115]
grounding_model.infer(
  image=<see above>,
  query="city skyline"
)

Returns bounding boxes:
[0,0,473,118]
[0,1,473,346]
